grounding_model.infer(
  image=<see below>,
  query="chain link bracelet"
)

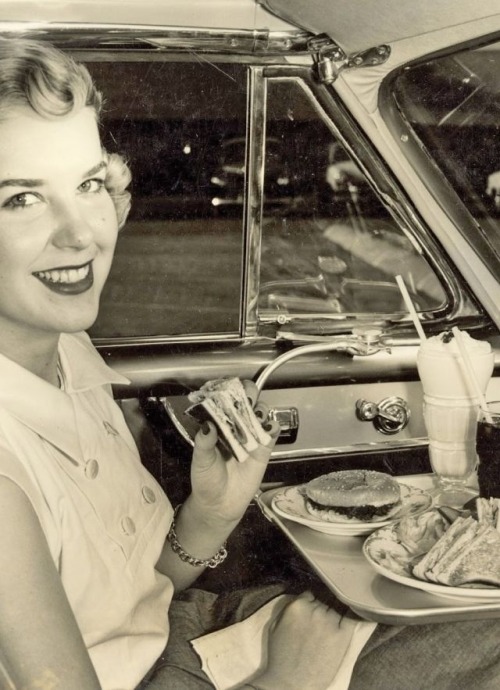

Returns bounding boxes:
[167,504,228,568]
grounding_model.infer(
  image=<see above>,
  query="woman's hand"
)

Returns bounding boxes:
[188,380,280,526]
[157,381,279,590]
[253,592,358,690]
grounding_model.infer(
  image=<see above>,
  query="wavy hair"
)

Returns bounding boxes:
[0,37,131,228]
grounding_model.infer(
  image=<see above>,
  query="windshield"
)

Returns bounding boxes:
[392,40,500,259]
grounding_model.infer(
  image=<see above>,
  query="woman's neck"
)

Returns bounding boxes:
[0,330,60,385]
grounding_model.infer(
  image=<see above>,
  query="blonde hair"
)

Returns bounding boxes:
[0,37,131,228]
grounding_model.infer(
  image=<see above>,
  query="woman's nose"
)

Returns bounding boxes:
[51,202,94,250]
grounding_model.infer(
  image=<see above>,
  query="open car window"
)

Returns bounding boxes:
[258,77,446,322]
[87,56,450,342]
[88,59,247,339]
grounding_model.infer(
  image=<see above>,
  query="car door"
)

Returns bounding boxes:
[63,23,499,491]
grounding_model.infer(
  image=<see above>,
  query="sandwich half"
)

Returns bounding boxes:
[185,377,271,462]
[412,515,500,587]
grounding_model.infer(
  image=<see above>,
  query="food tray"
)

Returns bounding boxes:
[258,474,500,625]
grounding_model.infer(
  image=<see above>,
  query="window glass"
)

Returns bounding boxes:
[258,79,446,321]
[392,42,500,258]
[87,60,247,339]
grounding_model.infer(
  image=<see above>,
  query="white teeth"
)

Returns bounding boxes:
[36,264,90,284]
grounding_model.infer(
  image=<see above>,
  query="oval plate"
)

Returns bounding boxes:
[364,523,500,600]
[271,482,432,536]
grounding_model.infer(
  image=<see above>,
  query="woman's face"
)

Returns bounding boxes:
[0,105,118,341]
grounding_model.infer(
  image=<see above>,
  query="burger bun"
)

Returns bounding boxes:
[304,470,401,522]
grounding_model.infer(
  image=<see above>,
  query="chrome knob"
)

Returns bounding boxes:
[356,396,410,435]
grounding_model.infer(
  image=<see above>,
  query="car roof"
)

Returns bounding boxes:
[1,0,499,66]
[260,0,500,53]
[0,0,295,32]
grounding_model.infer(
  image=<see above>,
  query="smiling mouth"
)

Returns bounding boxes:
[33,261,94,295]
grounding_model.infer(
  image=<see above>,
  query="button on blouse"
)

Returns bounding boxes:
[142,486,156,504]
[120,516,136,536]
[84,458,99,479]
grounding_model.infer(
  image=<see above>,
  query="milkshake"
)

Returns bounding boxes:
[417,330,494,505]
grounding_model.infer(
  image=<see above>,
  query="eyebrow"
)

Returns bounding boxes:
[0,160,108,190]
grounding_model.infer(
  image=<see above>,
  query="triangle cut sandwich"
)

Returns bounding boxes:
[412,498,500,587]
[185,377,271,462]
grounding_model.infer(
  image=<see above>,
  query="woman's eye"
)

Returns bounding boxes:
[79,178,105,194]
[3,192,40,209]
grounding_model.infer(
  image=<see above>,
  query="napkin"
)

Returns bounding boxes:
[191,594,377,690]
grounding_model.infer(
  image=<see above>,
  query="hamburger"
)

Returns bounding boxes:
[303,469,401,522]
[185,377,271,462]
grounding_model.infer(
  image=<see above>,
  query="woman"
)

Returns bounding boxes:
[0,37,345,690]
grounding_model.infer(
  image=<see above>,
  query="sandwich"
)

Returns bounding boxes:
[185,377,271,462]
[412,498,500,587]
[476,497,500,529]
[303,469,401,522]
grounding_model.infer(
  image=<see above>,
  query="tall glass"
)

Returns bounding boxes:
[477,402,500,499]
[417,331,494,506]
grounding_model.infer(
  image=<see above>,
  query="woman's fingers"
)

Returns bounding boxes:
[242,380,259,408]
[192,421,219,470]
[192,379,280,468]
[241,379,281,444]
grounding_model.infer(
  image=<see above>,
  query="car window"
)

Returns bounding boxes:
[258,78,446,322]
[392,41,500,263]
[86,57,448,342]
[87,59,247,339]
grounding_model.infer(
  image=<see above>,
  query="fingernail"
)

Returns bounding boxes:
[255,409,264,419]
[201,421,211,435]
[247,396,254,406]
[263,422,273,432]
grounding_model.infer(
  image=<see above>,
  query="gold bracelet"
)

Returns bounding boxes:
[167,504,228,568]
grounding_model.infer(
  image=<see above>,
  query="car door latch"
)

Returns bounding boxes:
[355,396,410,435]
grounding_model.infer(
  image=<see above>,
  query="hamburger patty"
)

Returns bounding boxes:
[306,497,398,521]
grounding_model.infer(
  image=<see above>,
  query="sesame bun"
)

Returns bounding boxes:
[304,470,401,522]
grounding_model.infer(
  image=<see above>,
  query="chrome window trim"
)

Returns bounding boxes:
[269,437,429,462]
[244,67,267,337]
[0,23,312,56]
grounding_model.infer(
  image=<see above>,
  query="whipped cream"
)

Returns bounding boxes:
[419,329,491,356]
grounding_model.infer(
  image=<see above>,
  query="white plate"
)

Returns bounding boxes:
[364,523,500,601]
[271,481,432,536]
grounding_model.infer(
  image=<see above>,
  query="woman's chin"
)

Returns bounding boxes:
[54,304,100,334]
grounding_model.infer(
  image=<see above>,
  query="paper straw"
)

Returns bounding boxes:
[451,326,492,423]
[395,275,427,342]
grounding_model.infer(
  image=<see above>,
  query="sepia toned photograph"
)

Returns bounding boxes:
[0,1,500,688]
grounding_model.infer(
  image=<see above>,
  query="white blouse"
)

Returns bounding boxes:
[0,332,174,690]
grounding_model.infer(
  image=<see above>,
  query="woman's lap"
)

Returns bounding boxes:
[137,583,500,690]
[137,584,286,689]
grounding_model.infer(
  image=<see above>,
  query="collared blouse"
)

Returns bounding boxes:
[0,331,174,690]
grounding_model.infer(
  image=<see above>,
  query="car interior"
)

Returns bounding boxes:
[69,46,495,592]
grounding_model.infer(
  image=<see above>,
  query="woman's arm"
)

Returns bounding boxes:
[156,419,278,591]
[156,382,279,591]
[0,476,102,690]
